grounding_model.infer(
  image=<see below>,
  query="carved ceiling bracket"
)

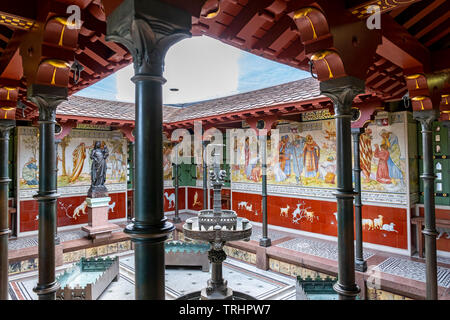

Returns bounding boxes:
[288,1,382,83]
[405,70,450,120]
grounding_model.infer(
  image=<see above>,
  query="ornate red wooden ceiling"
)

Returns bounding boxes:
[0,0,447,122]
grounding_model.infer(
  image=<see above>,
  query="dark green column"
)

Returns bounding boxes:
[259,134,271,247]
[321,77,364,300]
[351,128,367,272]
[0,120,14,300]
[414,110,439,300]
[106,0,191,300]
[203,140,210,210]
[28,90,66,300]
[172,161,181,223]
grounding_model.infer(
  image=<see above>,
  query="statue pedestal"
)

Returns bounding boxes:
[82,197,121,243]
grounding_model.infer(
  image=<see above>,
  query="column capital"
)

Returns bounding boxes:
[27,85,67,123]
[413,109,440,129]
[320,77,365,116]
[106,0,192,76]
[0,120,15,138]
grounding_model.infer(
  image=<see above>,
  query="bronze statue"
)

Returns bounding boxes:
[87,141,109,198]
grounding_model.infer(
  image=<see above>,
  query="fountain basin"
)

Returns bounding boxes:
[183,217,252,243]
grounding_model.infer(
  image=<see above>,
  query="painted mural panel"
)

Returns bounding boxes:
[19,192,126,232]
[163,187,186,212]
[187,187,204,211]
[231,112,408,195]
[18,127,128,190]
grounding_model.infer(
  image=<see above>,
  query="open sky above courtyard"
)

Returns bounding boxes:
[75,36,310,105]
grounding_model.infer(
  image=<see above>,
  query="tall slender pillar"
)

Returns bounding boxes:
[29,92,66,300]
[321,77,364,300]
[414,110,439,300]
[106,0,191,300]
[259,134,271,247]
[203,140,210,210]
[351,128,367,272]
[172,161,181,223]
[0,120,14,300]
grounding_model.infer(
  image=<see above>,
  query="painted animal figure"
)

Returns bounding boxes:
[373,215,383,229]
[436,227,450,240]
[238,201,248,209]
[292,204,301,220]
[306,210,316,222]
[193,192,201,207]
[73,201,88,220]
[108,202,116,213]
[362,218,374,230]
[280,205,290,217]
[164,192,175,208]
[381,222,398,233]
[245,204,253,212]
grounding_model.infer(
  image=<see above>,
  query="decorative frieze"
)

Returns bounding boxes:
[19,183,127,199]
[231,182,407,205]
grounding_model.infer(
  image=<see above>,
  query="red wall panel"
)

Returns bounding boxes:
[163,187,186,212]
[19,192,127,233]
[231,191,408,250]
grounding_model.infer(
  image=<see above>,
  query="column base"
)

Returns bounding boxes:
[355,259,367,272]
[333,282,360,299]
[172,216,182,224]
[33,280,60,299]
[259,237,272,247]
[201,287,233,300]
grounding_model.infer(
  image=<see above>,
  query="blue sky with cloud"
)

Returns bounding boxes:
[75,36,309,104]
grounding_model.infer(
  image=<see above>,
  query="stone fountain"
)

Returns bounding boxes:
[178,146,253,300]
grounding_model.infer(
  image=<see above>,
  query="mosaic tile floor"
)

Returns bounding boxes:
[276,237,375,261]
[248,224,291,242]
[375,257,450,288]
[8,252,296,300]
[8,228,124,251]
[166,212,196,222]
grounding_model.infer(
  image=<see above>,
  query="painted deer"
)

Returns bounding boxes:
[381,222,398,233]
[373,215,384,230]
[362,218,374,230]
[164,192,175,208]
[238,201,248,209]
[306,209,316,222]
[192,192,201,207]
[280,205,290,217]
[245,204,253,212]
[108,202,116,213]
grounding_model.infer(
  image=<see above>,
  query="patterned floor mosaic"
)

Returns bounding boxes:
[248,225,291,242]
[8,252,296,300]
[375,257,450,288]
[276,237,374,261]
[8,228,124,251]
[166,212,196,222]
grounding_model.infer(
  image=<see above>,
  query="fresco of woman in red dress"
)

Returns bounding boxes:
[303,135,320,178]
[373,143,391,184]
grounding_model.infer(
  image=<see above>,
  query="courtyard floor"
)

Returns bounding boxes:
[6,211,450,300]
